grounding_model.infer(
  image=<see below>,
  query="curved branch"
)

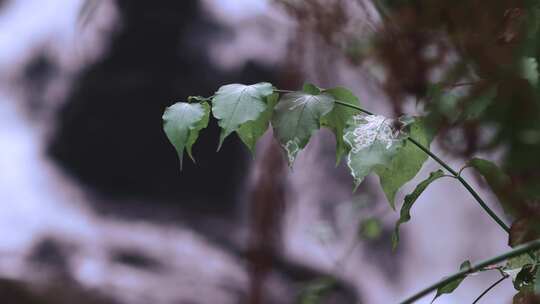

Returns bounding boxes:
[331,99,510,233]
[400,239,540,304]
[471,275,508,304]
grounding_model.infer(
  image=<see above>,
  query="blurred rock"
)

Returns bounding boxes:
[0,279,117,304]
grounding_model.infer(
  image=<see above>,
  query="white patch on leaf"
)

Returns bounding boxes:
[284,139,300,166]
[343,114,408,186]
[344,114,400,153]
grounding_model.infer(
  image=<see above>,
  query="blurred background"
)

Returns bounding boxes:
[0,0,526,303]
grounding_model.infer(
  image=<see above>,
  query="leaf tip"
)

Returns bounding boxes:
[217,132,227,152]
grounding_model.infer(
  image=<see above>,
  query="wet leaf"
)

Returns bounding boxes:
[431,260,472,303]
[392,170,445,249]
[237,93,278,152]
[272,88,335,166]
[375,118,433,209]
[212,82,274,149]
[162,102,210,169]
[343,113,408,188]
[321,87,361,165]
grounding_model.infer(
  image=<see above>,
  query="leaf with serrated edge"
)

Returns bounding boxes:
[162,102,210,169]
[392,169,445,249]
[237,93,278,152]
[272,90,334,166]
[212,82,273,149]
[343,113,408,188]
[321,87,361,165]
[375,118,432,209]
[431,261,472,303]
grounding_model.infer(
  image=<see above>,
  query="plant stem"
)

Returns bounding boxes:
[408,137,510,233]
[400,239,540,304]
[273,89,295,93]
[334,100,373,115]
[471,275,508,304]
[332,100,510,233]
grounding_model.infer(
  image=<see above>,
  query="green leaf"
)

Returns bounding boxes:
[359,217,383,240]
[236,93,278,152]
[467,158,516,217]
[321,87,361,165]
[392,169,445,250]
[520,57,539,87]
[515,264,536,291]
[303,83,321,95]
[343,113,408,188]
[296,277,337,304]
[375,118,433,209]
[463,86,498,120]
[211,82,274,149]
[431,261,472,303]
[426,83,460,121]
[272,90,335,166]
[162,102,210,169]
[505,253,538,286]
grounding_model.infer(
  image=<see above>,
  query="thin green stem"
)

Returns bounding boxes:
[331,100,510,233]
[471,275,508,304]
[408,137,510,233]
[274,89,294,93]
[400,239,540,304]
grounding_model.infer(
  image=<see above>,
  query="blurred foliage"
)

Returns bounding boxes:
[358,217,383,240]
[371,0,540,229]
[272,0,540,301]
[296,277,337,304]
[278,0,540,233]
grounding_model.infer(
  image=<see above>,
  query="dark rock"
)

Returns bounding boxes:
[47,0,276,215]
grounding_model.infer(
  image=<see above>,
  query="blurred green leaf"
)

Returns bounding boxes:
[321,87,361,165]
[431,260,472,303]
[520,57,539,87]
[272,89,335,166]
[504,253,538,285]
[463,86,498,120]
[343,113,408,188]
[296,277,337,304]
[359,217,383,240]
[515,264,536,291]
[467,157,516,217]
[375,118,433,209]
[392,170,445,249]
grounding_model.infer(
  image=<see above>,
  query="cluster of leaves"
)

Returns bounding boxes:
[162,80,540,303]
[162,82,440,246]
